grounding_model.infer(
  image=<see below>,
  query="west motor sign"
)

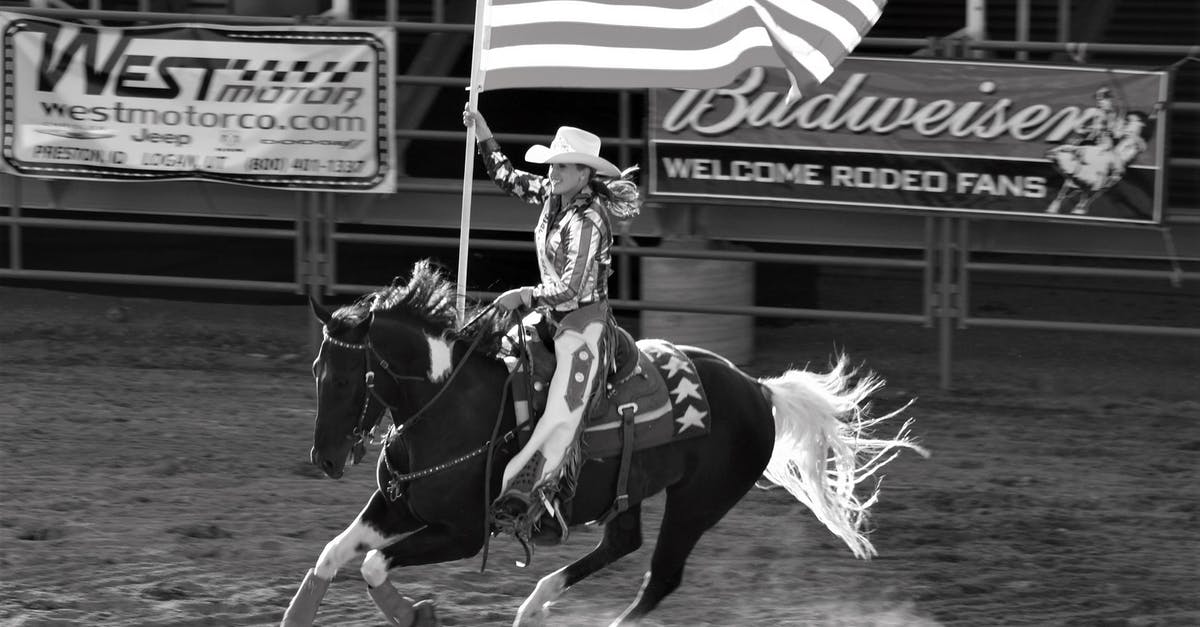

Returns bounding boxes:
[649,58,1171,224]
[0,12,395,192]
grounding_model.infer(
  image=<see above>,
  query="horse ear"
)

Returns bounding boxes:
[310,297,334,325]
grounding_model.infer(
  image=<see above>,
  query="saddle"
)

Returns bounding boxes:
[505,313,712,523]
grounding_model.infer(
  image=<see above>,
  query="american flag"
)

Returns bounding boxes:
[477,0,885,99]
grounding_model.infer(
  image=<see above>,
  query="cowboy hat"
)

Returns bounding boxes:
[525,126,621,178]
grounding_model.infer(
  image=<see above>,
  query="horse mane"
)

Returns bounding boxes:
[326,294,372,337]
[363,259,511,353]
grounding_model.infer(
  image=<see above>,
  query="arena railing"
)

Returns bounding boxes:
[0,5,1196,389]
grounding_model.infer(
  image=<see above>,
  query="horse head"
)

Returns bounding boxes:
[309,297,387,479]
[309,260,514,482]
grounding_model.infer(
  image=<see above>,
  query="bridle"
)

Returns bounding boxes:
[319,328,392,460]
[320,305,535,572]
[319,309,518,501]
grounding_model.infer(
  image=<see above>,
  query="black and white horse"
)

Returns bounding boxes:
[282,260,927,626]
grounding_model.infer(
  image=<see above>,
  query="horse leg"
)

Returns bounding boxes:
[358,524,482,626]
[1071,189,1095,215]
[281,491,419,627]
[608,507,705,624]
[1047,183,1073,213]
[610,470,766,625]
[361,570,436,627]
[514,504,644,627]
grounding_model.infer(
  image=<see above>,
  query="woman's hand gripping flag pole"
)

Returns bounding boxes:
[457,0,490,322]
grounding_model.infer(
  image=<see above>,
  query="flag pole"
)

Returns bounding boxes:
[457,0,489,322]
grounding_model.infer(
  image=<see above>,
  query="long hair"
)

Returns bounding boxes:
[587,165,641,224]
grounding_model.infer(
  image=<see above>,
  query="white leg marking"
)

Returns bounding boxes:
[360,549,390,587]
[313,515,388,580]
[515,569,567,626]
[426,334,453,382]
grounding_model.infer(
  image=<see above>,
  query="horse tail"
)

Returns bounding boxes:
[758,355,929,559]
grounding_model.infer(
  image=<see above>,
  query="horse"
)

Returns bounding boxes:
[281,259,928,627]
[1046,112,1150,216]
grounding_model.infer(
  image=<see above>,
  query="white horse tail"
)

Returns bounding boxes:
[758,355,929,559]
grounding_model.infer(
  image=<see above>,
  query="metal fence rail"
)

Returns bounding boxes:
[326,230,936,325]
[1,185,306,293]
[1,4,1197,389]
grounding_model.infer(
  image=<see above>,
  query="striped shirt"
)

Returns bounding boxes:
[479,139,612,311]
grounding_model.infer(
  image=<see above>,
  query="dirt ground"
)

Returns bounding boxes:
[1,279,1198,627]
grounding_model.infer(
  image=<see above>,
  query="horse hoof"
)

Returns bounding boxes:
[413,600,439,627]
[514,606,549,627]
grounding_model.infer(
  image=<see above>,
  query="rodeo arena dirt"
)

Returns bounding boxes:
[1,266,1197,627]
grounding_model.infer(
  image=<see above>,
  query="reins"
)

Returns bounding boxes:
[323,305,524,571]
[363,311,490,434]
[320,308,498,452]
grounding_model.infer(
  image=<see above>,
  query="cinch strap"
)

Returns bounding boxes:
[595,402,637,525]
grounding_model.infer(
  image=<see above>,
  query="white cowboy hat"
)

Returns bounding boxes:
[525,126,621,178]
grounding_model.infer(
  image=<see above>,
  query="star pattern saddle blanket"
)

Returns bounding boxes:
[505,319,711,461]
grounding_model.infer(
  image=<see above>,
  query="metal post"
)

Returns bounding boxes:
[1016,0,1030,61]
[965,0,986,41]
[313,192,330,298]
[8,177,21,272]
[323,192,337,296]
[617,90,632,303]
[941,36,959,58]
[922,215,935,324]
[956,218,970,330]
[293,191,306,296]
[937,217,955,390]
[303,192,323,359]
[1057,0,1071,42]
[305,193,318,288]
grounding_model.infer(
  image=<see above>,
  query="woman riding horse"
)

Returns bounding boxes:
[463,105,640,544]
[285,261,930,626]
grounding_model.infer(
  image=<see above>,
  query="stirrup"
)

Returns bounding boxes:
[490,490,537,568]
[535,493,569,545]
[491,488,530,522]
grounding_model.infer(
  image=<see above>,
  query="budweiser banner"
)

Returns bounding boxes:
[649,58,1170,224]
[0,12,395,192]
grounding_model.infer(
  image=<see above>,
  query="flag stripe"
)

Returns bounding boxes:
[489,0,870,46]
[484,48,814,92]
[489,0,885,13]
[484,29,826,75]
[490,0,713,8]
[489,9,851,64]
[480,0,884,96]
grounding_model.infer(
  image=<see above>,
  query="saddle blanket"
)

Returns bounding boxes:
[581,339,711,460]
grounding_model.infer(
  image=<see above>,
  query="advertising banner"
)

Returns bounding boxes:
[649,58,1170,224]
[0,12,395,192]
